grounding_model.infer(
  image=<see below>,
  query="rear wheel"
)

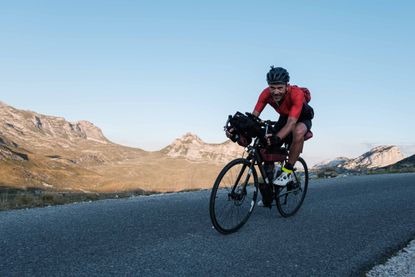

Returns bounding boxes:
[275,157,308,217]
[209,158,258,234]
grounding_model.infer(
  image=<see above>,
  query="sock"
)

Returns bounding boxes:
[283,162,294,173]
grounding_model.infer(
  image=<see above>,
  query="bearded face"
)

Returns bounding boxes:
[269,84,287,103]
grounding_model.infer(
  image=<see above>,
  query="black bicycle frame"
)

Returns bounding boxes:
[246,138,274,187]
[243,137,302,198]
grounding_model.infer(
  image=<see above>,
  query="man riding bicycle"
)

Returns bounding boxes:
[211,66,313,231]
[227,66,314,187]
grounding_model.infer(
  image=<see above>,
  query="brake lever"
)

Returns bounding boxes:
[224,115,232,131]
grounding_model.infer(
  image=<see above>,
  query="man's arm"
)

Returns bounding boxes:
[252,110,260,117]
[252,88,269,118]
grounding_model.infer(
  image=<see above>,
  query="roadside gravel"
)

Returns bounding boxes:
[367,239,415,277]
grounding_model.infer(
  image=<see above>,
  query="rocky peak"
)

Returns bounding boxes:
[162,133,244,163]
[312,157,350,170]
[175,132,203,145]
[341,145,404,169]
[71,120,107,143]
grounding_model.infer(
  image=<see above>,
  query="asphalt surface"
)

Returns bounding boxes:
[1,173,415,276]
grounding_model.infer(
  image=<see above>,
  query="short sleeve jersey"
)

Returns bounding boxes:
[254,85,305,119]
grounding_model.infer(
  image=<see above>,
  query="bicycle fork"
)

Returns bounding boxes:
[230,160,255,198]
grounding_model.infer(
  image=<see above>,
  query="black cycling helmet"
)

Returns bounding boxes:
[266,66,290,85]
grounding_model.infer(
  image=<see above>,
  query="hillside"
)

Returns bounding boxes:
[0,102,240,193]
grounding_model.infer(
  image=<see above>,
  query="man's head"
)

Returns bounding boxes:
[267,66,290,102]
[269,83,287,102]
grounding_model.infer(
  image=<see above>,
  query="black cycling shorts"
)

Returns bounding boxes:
[271,103,313,146]
[275,116,312,132]
[274,103,314,132]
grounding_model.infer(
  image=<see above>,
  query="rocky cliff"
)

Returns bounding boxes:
[376,154,415,173]
[161,132,244,163]
[312,146,405,171]
[313,157,350,170]
[341,145,404,170]
[0,101,108,149]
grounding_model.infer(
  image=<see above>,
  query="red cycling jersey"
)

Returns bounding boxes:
[254,85,305,119]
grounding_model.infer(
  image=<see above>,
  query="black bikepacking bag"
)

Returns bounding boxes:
[228,111,262,138]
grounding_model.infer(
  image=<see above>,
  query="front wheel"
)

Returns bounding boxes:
[275,157,308,217]
[209,158,258,234]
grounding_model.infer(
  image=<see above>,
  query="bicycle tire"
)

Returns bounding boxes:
[209,158,258,234]
[276,157,308,217]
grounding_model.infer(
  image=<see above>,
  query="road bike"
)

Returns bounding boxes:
[209,113,309,234]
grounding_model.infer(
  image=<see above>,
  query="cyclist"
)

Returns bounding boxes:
[252,66,314,187]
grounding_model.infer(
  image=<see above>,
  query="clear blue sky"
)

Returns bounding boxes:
[1,1,414,165]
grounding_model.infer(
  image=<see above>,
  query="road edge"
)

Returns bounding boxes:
[365,238,415,276]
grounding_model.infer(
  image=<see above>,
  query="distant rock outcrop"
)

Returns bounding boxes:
[0,102,108,149]
[376,154,415,173]
[312,145,407,178]
[340,146,404,170]
[313,157,350,170]
[161,132,244,163]
[0,144,28,161]
[391,154,415,167]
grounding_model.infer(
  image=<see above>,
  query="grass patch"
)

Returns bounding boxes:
[0,186,156,211]
[368,168,415,175]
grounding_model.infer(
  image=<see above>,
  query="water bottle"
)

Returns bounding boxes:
[273,163,282,181]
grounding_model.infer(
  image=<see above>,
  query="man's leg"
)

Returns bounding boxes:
[273,122,308,186]
[288,122,308,166]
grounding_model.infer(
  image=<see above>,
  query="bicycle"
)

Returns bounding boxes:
[209,112,309,234]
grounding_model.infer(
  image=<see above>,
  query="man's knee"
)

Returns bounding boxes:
[293,123,307,140]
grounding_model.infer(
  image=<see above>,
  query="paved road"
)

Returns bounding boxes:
[1,173,415,276]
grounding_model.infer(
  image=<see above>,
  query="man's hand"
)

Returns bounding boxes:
[265,133,281,146]
[226,127,235,139]
[226,127,239,142]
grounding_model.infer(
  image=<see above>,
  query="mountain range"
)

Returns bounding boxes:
[0,101,412,193]
[312,146,405,171]
[0,101,243,193]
